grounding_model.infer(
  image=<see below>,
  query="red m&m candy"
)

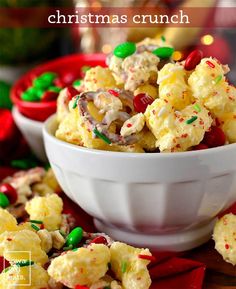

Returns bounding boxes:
[0,183,18,204]
[41,91,58,102]
[133,93,154,113]
[89,236,107,245]
[203,126,226,148]
[193,144,209,150]
[184,50,203,71]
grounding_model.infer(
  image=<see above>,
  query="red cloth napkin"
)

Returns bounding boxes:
[0,167,207,289]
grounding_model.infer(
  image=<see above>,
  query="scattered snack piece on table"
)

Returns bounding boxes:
[213,213,236,265]
[0,167,154,289]
[25,193,63,231]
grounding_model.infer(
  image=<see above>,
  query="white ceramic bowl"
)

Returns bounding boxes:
[43,114,236,251]
[12,107,47,163]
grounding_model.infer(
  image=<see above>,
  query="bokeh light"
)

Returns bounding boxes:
[172,51,183,61]
[201,34,214,46]
[102,44,112,54]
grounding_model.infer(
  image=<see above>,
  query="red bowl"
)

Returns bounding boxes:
[11,53,106,122]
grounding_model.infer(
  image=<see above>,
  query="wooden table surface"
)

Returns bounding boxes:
[185,240,236,289]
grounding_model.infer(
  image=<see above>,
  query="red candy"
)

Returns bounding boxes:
[0,183,18,204]
[108,89,119,97]
[61,72,77,85]
[66,86,79,100]
[193,144,209,150]
[203,126,226,148]
[138,254,156,262]
[184,50,203,71]
[54,73,77,88]
[75,285,89,289]
[41,91,58,102]
[54,77,65,88]
[133,93,154,113]
[89,236,107,245]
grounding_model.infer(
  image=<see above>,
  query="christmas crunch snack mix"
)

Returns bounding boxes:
[55,39,236,152]
[0,168,153,289]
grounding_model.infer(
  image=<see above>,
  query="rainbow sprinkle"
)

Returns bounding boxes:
[31,224,40,231]
[93,128,111,145]
[193,104,201,112]
[121,261,127,273]
[213,75,222,84]
[15,260,34,267]
[186,116,198,124]
[30,220,43,224]
[73,95,80,109]
[161,35,166,42]
[206,60,215,68]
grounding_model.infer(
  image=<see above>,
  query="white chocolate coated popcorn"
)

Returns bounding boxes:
[84,66,118,92]
[145,99,212,152]
[158,62,192,110]
[0,229,48,265]
[188,58,236,113]
[25,194,63,231]
[110,242,152,289]
[48,244,110,288]
[213,213,236,265]
[0,209,18,234]
[109,51,159,91]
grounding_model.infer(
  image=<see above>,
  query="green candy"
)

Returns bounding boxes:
[33,72,57,89]
[11,159,37,170]
[36,89,45,99]
[152,47,174,59]
[114,42,136,58]
[0,192,10,208]
[21,87,40,102]
[0,80,12,109]
[48,86,61,93]
[65,227,83,248]
[73,79,82,86]
[41,72,57,83]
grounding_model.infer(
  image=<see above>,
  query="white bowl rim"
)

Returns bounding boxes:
[43,114,236,159]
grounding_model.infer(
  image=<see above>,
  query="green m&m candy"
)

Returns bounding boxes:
[152,47,174,59]
[65,227,83,248]
[0,192,10,208]
[21,87,40,102]
[33,72,57,89]
[48,86,61,93]
[114,42,136,58]
[73,79,82,87]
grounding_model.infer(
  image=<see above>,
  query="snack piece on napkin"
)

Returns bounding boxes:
[25,193,63,231]
[110,241,152,289]
[48,243,110,288]
[213,213,236,265]
[0,208,18,234]
[0,229,48,265]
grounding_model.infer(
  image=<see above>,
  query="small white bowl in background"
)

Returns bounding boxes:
[43,114,236,252]
[12,107,47,163]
